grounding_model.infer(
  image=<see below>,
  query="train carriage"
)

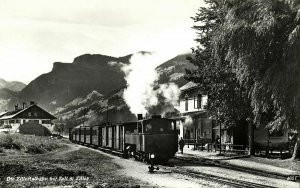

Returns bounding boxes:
[80,127,85,144]
[75,128,80,143]
[102,126,108,146]
[91,125,102,146]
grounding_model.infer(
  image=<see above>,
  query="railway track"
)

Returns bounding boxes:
[76,143,295,187]
[174,155,299,182]
[171,167,276,188]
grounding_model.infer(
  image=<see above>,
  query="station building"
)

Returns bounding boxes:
[177,82,214,143]
[177,81,294,152]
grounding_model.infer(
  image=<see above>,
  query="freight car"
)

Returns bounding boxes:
[69,115,178,171]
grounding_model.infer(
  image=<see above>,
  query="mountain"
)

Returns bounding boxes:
[0,78,26,91]
[3,52,195,128]
[53,53,194,130]
[0,78,26,111]
[55,88,137,130]
[156,54,195,87]
[8,54,131,112]
[0,88,19,112]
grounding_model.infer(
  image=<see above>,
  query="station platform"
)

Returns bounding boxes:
[175,145,300,178]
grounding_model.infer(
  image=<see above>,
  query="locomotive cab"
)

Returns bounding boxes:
[124,115,178,163]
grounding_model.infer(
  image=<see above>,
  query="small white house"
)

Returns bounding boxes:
[0,102,56,133]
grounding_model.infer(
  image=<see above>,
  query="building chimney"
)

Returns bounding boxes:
[22,102,26,109]
[14,104,18,111]
[137,114,143,120]
[30,101,35,105]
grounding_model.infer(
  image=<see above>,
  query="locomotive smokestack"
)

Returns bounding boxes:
[137,114,143,120]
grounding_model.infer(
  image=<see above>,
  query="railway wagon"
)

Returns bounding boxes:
[75,128,80,142]
[80,127,85,143]
[91,125,102,146]
[85,127,92,145]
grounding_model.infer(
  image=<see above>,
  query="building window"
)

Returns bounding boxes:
[28,120,39,123]
[42,120,51,124]
[15,120,20,123]
[185,94,188,111]
[193,94,202,109]
[9,120,15,124]
[28,112,32,117]
[197,94,202,109]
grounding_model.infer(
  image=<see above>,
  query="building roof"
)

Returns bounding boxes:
[0,104,56,120]
[180,110,208,118]
[180,81,199,91]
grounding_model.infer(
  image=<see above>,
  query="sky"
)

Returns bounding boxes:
[0,0,205,84]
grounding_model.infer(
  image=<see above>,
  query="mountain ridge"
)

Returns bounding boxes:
[0,78,26,92]
[1,52,193,118]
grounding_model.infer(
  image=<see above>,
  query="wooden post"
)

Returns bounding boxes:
[219,122,221,154]
[98,126,101,147]
[69,128,72,141]
[266,140,270,157]
[84,127,86,143]
[247,118,255,155]
[79,127,81,143]
[89,128,93,145]
[194,125,196,150]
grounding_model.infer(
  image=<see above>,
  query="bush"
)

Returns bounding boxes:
[0,133,62,154]
[0,134,21,150]
[25,145,45,154]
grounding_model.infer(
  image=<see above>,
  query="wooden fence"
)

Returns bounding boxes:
[183,139,293,158]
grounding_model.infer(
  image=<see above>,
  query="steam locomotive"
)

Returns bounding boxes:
[69,115,178,169]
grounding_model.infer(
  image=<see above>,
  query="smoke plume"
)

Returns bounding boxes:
[110,51,181,116]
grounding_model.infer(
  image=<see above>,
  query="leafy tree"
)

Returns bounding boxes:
[53,123,64,135]
[187,0,252,131]
[213,0,300,159]
[189,0,300,159]
[63,117,80,134]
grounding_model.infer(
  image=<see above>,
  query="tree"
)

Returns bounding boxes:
[214,0,300,159]
[189,0,300,159]
[187,0,252,142]
[53,123,64,135]
[188,0,300,158]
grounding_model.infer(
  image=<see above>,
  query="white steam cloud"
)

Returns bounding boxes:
[110,51,181,116]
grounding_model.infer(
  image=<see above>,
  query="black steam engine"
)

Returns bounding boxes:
[69,115,178,172]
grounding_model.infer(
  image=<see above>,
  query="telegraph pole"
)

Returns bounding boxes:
[106,98,109,125]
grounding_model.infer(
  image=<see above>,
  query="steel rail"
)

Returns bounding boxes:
[171,167,276,188]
